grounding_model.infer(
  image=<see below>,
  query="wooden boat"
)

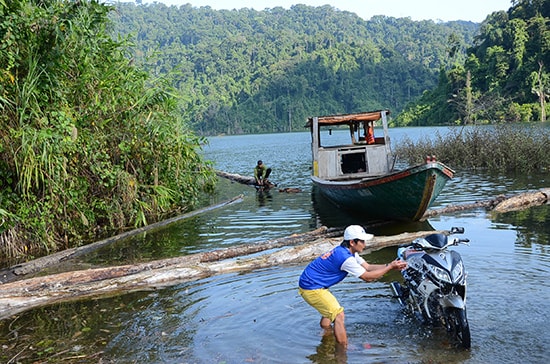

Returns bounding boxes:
[306,110,454,221]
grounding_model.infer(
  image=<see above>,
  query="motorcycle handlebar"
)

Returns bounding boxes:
[398,229,469,248]
[450,227,465,234]
[452,237,470,245]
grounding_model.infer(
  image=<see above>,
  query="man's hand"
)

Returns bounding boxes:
[389,259,407,270]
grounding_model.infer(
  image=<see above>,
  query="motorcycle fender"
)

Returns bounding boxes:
[439,294,465,309]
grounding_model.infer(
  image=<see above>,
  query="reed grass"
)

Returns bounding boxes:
[395,124,550,173]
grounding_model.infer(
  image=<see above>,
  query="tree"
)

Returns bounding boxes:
[531,60,548,121]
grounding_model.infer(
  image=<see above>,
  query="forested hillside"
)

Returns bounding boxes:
[112,3,479,134]
[398,0,549,125]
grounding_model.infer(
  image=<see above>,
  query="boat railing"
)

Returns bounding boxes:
[319,144,365,151]
[354,137,387,145]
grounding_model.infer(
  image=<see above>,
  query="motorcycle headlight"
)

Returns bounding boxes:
[451,261,464,283]
[428,265,451,283]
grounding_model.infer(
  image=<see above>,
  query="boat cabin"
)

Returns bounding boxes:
[306,110,394,180]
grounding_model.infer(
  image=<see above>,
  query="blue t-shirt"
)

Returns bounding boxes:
[299,245,362,290]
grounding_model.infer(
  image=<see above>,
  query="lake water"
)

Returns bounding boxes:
[1,127,549,363]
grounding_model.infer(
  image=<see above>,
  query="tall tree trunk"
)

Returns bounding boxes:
[465,70,473,124]
[537,61,546,122]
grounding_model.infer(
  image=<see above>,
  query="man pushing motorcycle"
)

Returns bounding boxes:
[298,225,407,349]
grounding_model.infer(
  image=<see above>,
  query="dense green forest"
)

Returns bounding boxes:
[0,0,216,263]
[398,0,549,126]
[111,2,480,134]
[111,1,548,133]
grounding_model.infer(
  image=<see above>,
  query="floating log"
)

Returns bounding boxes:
[492,188,550,213]
[423,188,550,219]
[215,170,278,189]
[0,195,244,283]
[0,229,441,320]
[279,187,302,193]
[422,195,507,219]
[215,170,256,185]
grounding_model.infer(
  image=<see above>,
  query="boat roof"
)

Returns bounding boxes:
[305,110,390,127]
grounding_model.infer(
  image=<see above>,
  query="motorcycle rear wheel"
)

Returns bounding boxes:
[445,307,471,349]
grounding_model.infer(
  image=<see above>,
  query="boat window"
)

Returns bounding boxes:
[341,153,366,174]
[319,128,350,148]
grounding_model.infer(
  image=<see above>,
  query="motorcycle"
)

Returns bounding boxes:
[390,227,471,349]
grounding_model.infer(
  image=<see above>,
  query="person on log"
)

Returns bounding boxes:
[298,225,407,349]
[253,160,272,187]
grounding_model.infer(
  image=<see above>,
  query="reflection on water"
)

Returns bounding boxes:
[311,184,437,235]
[256,188,274,207]
[1,128,550,363]
[307,332,347,364]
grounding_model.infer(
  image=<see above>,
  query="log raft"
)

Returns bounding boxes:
[217,170,550,215]
[0,228,440,320]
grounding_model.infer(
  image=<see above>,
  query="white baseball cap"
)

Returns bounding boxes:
[343,225,374,241]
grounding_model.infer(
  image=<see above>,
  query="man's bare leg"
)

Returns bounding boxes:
[320,317,332,330]
[333,311,347,347]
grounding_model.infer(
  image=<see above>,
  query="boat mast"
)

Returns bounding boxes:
[380,111,393,169]
[311,116,320,177]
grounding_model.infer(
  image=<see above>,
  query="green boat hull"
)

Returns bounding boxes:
[311,162,453,221]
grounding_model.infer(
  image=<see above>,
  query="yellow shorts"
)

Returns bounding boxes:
[299,287,344,322]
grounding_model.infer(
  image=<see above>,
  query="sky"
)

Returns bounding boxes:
[135,0,513,23]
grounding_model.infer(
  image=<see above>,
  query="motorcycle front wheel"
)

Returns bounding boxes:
[445,307,471,349]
